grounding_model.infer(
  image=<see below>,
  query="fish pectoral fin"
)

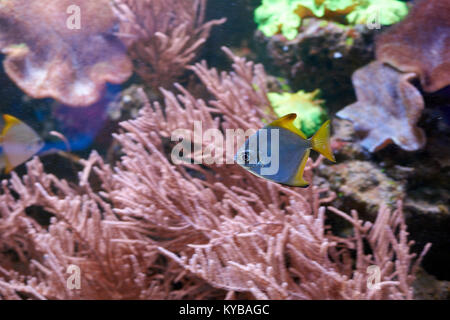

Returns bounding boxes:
[289,149,310,187]
[268,113,308,139]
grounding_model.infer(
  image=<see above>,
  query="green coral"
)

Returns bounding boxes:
[268,89,328,137]
[254,0,302,40]
[255,0,409,40]
[298,0,356,18]
[346,0,409,26]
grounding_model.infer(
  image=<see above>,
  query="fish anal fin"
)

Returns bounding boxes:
[268,113,308,139]
[290,149,310,187]
[4,157,13,174]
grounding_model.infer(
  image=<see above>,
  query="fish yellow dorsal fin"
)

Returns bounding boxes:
[2,115,21,174]
[268,113,307,139]
[2,114,21,137]
[290,149,310,187]
[1,114,43,174]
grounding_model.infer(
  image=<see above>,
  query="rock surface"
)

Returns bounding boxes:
[255,18,376,113]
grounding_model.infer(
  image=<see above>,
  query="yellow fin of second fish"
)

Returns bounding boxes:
[2,115,21,174]
[4,158,14,174]
[1,114,34,174]
[2,114,21,137]
[268,113,307,139]
[290,149,310,187]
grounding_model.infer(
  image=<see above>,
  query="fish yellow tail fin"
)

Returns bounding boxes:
[311,120,335,162]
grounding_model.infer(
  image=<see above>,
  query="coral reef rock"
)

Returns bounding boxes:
[413,268,450,300]
[318,160,405,218]
[329,112,450,281]
[256,19,375,112]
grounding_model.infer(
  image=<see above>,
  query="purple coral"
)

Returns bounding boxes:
[0,0,133,107]
[337,61,426,152]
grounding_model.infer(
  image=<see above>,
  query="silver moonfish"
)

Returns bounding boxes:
[235,113,335,187]
[0,114,44,173]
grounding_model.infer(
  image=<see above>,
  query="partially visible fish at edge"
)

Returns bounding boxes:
[0,114,44,173]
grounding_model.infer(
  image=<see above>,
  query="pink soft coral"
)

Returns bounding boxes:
[0,50,429,300]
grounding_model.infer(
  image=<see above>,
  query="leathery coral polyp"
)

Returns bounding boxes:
[0,0,133,107]
[376,0,450,93]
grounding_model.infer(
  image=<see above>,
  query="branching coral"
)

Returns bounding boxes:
[376,0,450,93]
[0,49,429,300]
[0,156,223,299]
[337,61,426,152]
[255,0,408,40]
[112,0,225,88]
[0,0,133,107]
[160,202,429,299]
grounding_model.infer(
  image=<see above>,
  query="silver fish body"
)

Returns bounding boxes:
[235,114,335,187]
[236,126,311,186]
[0,114,44,173]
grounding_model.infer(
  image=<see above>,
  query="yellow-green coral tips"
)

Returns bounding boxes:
[268,89,328,137]
[255,0,409,40]
[346,0,409,26]
[255,0,302,40]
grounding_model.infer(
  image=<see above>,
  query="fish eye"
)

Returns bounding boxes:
[238,150,253,165]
